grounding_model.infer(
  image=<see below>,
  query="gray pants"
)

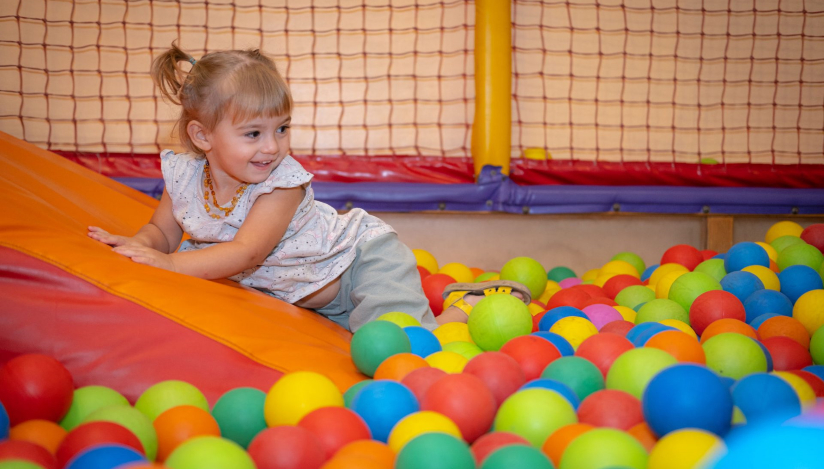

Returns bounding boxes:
[315,233,439,332]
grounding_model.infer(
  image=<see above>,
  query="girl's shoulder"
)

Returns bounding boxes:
[261,155,313,189]
[161,149,202,167]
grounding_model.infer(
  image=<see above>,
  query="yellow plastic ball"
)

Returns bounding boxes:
[732,406,746,425]
[648,428,726,469]
[264,371,343,426]
[649,263,690,288]
[425,351,468,374]
[773,371,816,409]
[549,316,598,350]
[433,322,474,346]
[765,221,804,244]
[601,259,641,278]
[658,319,698,339]
[388,411,462,452]
[614,305,637,323]
[438,262,474,284]
[741,265,780,291]
[413,249,439,275]
[527,302,545,316]
[655,270,688,299]
[377,312,422,328]
[755,241,779,262]
[793,289,824,335]
[538,286,561,305]
[581,268,601,282]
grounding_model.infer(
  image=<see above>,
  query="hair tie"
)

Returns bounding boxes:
[189,57,196,65]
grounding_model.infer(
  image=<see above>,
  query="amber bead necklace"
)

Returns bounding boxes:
[203,163,248,219]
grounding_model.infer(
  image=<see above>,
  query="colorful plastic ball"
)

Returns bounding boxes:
[643,364,733,437]
[574,333,634,377]
[700,318,758,343]
[0,440,57,469]
[602,275,643,300]
[766,221,804,244]
[649,263,690,286]
[297,406,371,459]
[135,381,209,423]
[581,304,623,330]
[264,371,344,427]
[388,411,462,453]
[462,352,526,407]
[531,331,575,356]
[668,272,723,312]
[545,287,589,309]
[641,264,659,282]
[606,347,677,400]
[153,405,220,462]
[0,354,74,426]
[0,461,48,469]
[625,322,677,347]
[743,289,793,323]
[373,353,429,381]
[424,351,468,373]
[420,373,496,443]
[647,428,725,469]
[165,436,255,469]
[439,262,474,284]
[412,249,438,274]
[377,312,421,328]
[787,370,824,398]
[0,402,7,440]
[442,341,484,360]
[800,223,824,252]
[760,336,812,370]
[615,285,656,310]
[541,423,595,467]
[82,405,157,461]
[547,266,577,282]
[549,316,598,350]
[538,306,586,331]
[499,335,561,381]
[559,427,648,469]
[403,326,442,358]
[350,320,412,376]
[694,258,727,282]
[793,289,824,335]
[658,319,698,339]
[433,322,473,346]
[60,386,130,432]
[500,257,547,299]
[56,421,144,468]
[661,244,704,271]
[611,252,646,279]
[750,312,780,329]
[757,315,810,348]
[645,330,706,364]
[476,271,500,283]
[599,320,635,337]
[480,444,554,469]
[778,242,824,272]
[471,432,529,466]
[493,388,578,447]
[334,440,395,468]
[742,264,780,291]
[702,333,768,380]
[343,380,372,409]
[541,356,605,401]
[520,378,581,409]
[725,242,770,273]
[774,371,817,408]
[399,367,445,403]
[422,273,457,316]
[394,432,474,469]
[9,419,67,455]
[710,419,824,469]
[627,422,658,452]
[248,426,327,469]
[467,294,533,351]
[351,380,419,443]
[720,271,765,304]
[210,387,266,449]
[731,372,801,423]
[654,270,687,300]
[780,265,824,304]
[578,389,643,430]
[416,265,430,282]
[812,327,824,365]
[64,444,146,469]
[635,299,689,324]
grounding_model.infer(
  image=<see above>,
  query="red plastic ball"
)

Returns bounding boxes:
[582,296,619,307]
[532,311,547,333]
[400,367,447,402]
[571,284,606,299]
[499,335,562,381]
[248,426,326,469]
[0,440,58,469]
[462,352,526,408]
[787,370,824,398]
[689,290,746,336]
[56,421,145,468]
[545,288,590,310]
[800,224,824,253]
[577,389,644,430]
[760,336,813,371]
[599,320,635,338]
[575,333,635,377]
[297,406,372,459]
[661,244,704,271]
[421,373,497,444]
[421,273,456,316]
[470,431,530,466]
[417,265,431,283]
[0,354,74,426]
[602,275,643,300]
[701,250,718,260]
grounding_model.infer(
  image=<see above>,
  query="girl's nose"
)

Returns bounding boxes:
[261,135,279,155]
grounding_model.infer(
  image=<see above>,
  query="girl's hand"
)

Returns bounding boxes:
[87,226,140,247]
[112,244,176,272]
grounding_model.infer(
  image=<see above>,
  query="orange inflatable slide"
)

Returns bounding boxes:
[0,131,364,403]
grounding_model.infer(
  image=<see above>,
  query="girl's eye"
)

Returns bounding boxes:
[277,125,290,134]
[246,131,260,138]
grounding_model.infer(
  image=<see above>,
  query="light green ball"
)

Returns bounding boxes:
[468,294,532,351]
[606,348,677,399]
[811,326,824,365]
[442,341,484,360]
[694,258,727,282]
[377,312,422,328]
[165,436,256,469]
[494,388,578,447]
[560,428,648,469]
[778,243,824,272]
[475,271,499,283]
[611,252,646,280]
[635,299,689,325]
[667,272,722,312]
[83,404,158,460]
[60,385,130,431]
[702,333,768,380]
[501,256,548,299]
[135,380,209,422]
[0,462,48,469]
[615,285,656,310]
[770,235,807,254]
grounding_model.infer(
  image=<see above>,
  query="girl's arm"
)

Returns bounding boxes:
[88,189,183,254]
[111,186,305,280]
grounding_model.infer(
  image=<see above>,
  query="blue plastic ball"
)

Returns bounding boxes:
[803,365,824,382]
[744,290,793,324]
[720,271,765,304]
[731,373,801,423]
[519,378,581,409]
[748,313,781,329]
[725,242,770,273]
[778,265,824,304]
[625,322,676,347]
[642,364,734,437]
[641,264,659,282]
[350,380,419,442]
[531,331,575,356]
[537,306,587,332]
[65,444,146,469]
[404,326,442,358]
[0,401,8,439]
[710,420,824,469]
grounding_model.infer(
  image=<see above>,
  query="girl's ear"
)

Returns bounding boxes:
[187,120,211,152]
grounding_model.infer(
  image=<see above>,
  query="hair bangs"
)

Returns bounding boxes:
[226,65,292,125]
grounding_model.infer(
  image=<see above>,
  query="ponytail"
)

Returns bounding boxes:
[150,42,195,105]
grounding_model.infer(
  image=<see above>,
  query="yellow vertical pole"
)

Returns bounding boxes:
[472,0,512,177]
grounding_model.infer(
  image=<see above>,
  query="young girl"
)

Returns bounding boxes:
[88,44,531,331]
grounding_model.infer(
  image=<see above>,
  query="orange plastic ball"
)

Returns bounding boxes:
[153,405,221,461]
[541,423,595,467]
[333,440,395,468]
[373,353,430,381]
[321,454,389,469]
[9,419,67,454]
[627,422,658,452]
[757,316,811,349]
[699,318,759,343]
[645,330,706,364]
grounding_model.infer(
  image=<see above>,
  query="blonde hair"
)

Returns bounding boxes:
[151,43,292,155]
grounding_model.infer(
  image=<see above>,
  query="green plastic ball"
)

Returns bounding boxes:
[778,243,824,272]
[611,252,646,280]
[395,432,475,469]
[667,272,722,312]
[165,436,256,469]
[693,258,727,282]
[134,380,209,422]
[0,462,47,469]
[83,404,158,460]
[702,333,768,380]
[343,379,373,408]
[60,385,130,431]
[547,266,577,283]
[475,272,499,282]
[210,387,267,449]
[540,356,604,401]
[350,320,411,377]
[559,428,648,469]
[494,388,578,447]
[615,285,656,310]
[481,444,555,469]
[811,326,824,366]
[501,256,548,299]
[605,348,677,399]
[770,235,807,254]
[442,341,484,360]
[635,299,689,325]
[467,294,532,351]
[377,312,422,328]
